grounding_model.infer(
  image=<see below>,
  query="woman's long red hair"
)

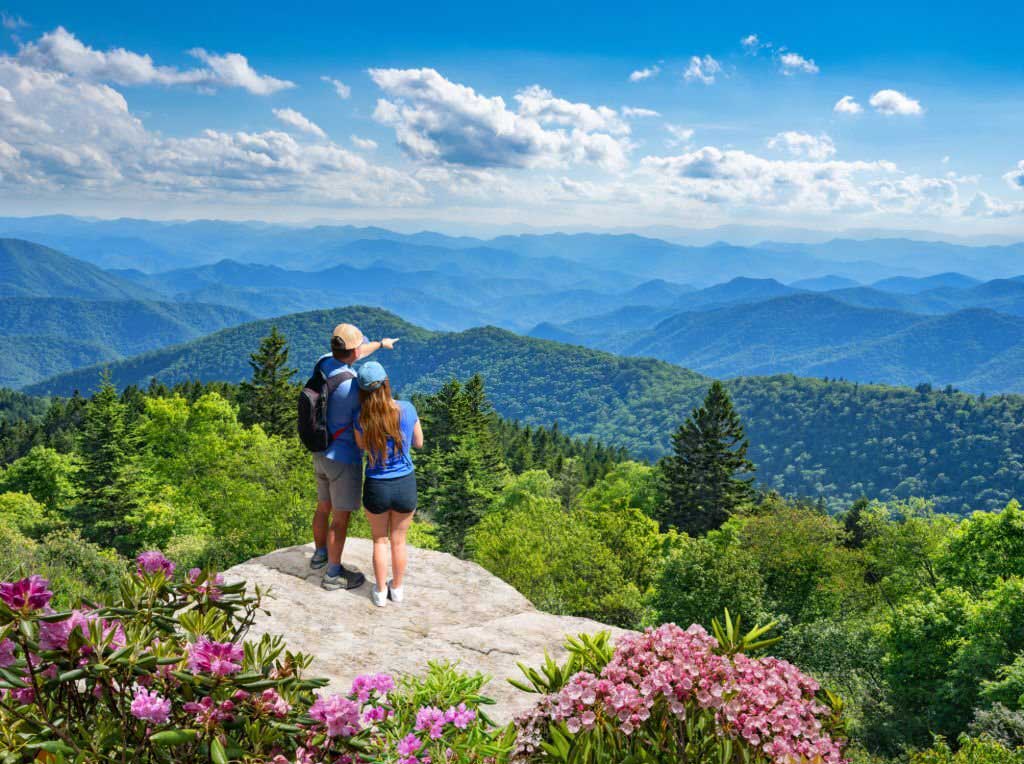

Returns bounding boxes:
[358,379,403,467]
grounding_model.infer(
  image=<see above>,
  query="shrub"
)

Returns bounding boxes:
[512,617,847,764]
[0,553,509,762]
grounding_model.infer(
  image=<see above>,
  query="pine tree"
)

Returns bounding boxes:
[659,381,755,535]
[239,327,298,437]
[74,372,144,551]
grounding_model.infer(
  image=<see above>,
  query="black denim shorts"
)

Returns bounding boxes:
[363,472,417,515]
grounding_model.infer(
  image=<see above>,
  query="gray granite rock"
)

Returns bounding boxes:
[224,539,628,724]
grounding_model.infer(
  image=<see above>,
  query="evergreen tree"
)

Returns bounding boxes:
[73,372,144,551]
[659,381,755,535]
[238,327,297,437]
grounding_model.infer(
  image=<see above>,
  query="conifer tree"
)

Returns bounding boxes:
[239,327,297,437]
[659,381,755,535]
[74,372,143,550]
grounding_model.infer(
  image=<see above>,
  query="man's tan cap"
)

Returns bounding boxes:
[331,323,364,351]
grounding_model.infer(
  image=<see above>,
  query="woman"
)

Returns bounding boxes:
[353,361,423,607]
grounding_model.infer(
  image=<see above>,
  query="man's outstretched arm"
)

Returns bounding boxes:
[355,337,399,360]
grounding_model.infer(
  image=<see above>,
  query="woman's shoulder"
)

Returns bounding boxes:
[398,399,418,419]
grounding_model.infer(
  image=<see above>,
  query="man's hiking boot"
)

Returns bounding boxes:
[309,549,328,570]
[322,566,366,591]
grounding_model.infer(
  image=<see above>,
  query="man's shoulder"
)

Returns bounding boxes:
[319,355,355,379]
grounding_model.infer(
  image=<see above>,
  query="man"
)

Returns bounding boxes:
[311,323,398,590]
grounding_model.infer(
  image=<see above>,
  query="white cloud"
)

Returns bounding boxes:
[188,48,293,95]
[17,27,293,95]
[321,75,351,99]
[869,89,923,116]
[683,55,721,85]
[767,131,836,160]
[622,106,660,118]
[368,67,632,171]
[778,51,819,75]
[272,107,326,138]
[833,95,862,115]
[351,135,378,151]
[741,34,761,53]
[941,155,950,164]
[628,65,660,82]
[1004,160,1024,190]
[665,124,695,147]
[963,191,1024,218]
[2,12,28,30]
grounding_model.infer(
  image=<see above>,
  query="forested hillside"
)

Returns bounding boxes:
[0,297,254,387]
[24,306,1024,513]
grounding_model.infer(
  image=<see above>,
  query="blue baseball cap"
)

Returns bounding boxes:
[357,361,388,391]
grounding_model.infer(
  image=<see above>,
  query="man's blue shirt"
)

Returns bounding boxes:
[318,353,362,464]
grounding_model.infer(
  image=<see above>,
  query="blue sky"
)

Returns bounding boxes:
[1,0,1022,234]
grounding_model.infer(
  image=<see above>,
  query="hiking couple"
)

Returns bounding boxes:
[299,322,422,608]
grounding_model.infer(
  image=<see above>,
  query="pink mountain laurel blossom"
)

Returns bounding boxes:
[516,623,846,764]
[130,686,172,725]
[0,575,53,612]
[136,550,176,577]
[186,568,225,600]
[186,636,244,676]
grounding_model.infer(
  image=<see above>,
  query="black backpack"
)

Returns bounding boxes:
[297,358,356,453]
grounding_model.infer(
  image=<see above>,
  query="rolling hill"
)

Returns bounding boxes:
[534,293,1024,393]
[24,305,1024,514]
[0,297,255,388]
[0,238,159,301]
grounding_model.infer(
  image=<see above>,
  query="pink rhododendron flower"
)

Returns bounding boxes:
[350,672,395,702]
[186,568,225,600]
[309,693,361,738]
[0,638,14,668]
[0,575,52,612]
[183,695,235,728]
[187,636,244,675]
[136,551,175,577]
[39,610,125,654]
[252,688,291,718]
[516,623,846,764]
[130,686,171,724]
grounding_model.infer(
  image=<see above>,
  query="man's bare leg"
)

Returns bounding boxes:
[327,509,352,566]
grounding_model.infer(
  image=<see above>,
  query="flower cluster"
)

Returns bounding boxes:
[186,568,226,600]
[0,575,53,612]
[309,693,362,738]
[252,688,292,718]
[130,686,172,725]
[415,703,478,739]
[39,609,127,654]
[187,636,244,675]
[136,550,176,577]
[183,695,236,728]
[519,623,846,764]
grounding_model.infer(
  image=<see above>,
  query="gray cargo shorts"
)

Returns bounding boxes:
[313,453,362,511]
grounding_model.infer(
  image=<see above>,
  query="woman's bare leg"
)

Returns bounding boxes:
[365,511,391,593]
[389,510,415,588]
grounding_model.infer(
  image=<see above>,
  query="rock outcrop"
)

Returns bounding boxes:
[225,540,627,723]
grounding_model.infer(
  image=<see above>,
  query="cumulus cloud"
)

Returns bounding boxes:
[1004,160,1024,190]
[368,67,632,171]
[963,191,1024,218]
[622,106,660,118]
[683,55,721,84]
[741,34,762,53]
[665,124,695,147]
[321,75,351,99]
[629,65,660,82]
[1,12,28,30]
[869,89,923,116]
[0,53,422,206]
[188,49,293,95]
[351,135,378,151]
[17,27,293,94]
[767,131,836,160]
[833,95,862,115]
[272,108,326,138]
[779,51,819,75]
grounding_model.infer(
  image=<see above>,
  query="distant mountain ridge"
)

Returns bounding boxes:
[24,304,1024,514]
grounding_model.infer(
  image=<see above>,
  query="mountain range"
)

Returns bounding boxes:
[23,305,1024,515]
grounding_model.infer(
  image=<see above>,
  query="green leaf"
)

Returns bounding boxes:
[210,738,229,764]
[149,729,199,746]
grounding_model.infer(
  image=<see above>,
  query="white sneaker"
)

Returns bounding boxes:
[387,580,404,604]
[371,587,388,607]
